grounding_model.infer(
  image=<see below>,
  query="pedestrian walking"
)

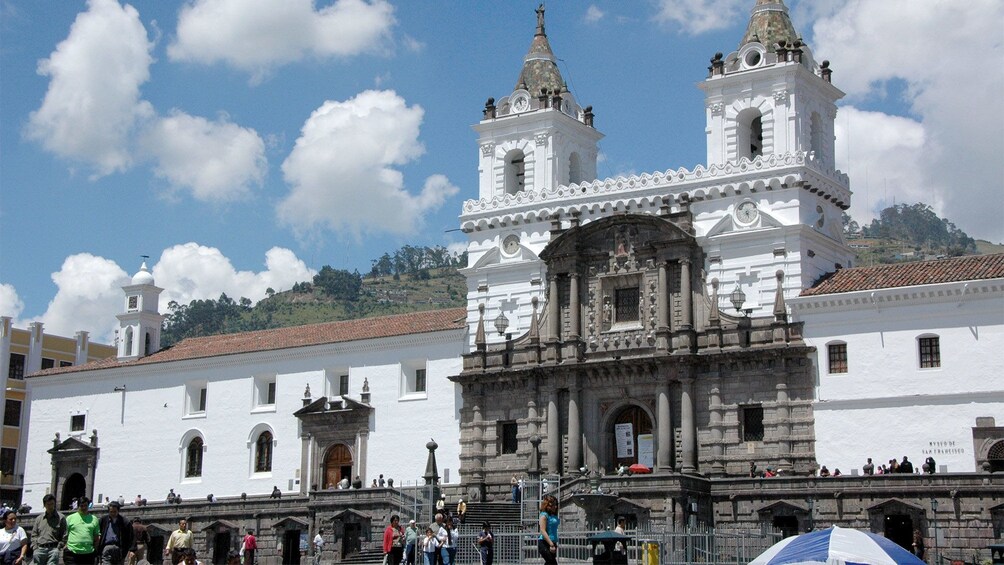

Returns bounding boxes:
[64,497,100,565]
[97,501,134,565]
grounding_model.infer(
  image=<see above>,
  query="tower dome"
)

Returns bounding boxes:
[131,261,154,285]
[514,4,565,97]
[739,0,800,52]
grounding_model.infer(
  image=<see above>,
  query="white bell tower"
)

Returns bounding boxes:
[473,4,603,201]
[700,0,842,169]
[116,260,164,360]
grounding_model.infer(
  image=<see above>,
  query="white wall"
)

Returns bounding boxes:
[22,329,465,510]
[791,281,1004,474]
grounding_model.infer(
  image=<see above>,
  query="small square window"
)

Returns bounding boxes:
[41,358,55,370]
[70,414,86,432]
[919,337,940,368]
[254,375,277,409]
[60,360,72,368]
[615,287,640,323]
[415,369,427,393]
[741,405,764,442]
[267,381,276,404]
[400,363,428,399]
[8,354,25,380]
[497,421,518,455]
[186,382,208,416]
[128,296,138,310]
[198,388,208,412]
[827,343,847,374]
[339,374,349,396]
[0,448,15,476]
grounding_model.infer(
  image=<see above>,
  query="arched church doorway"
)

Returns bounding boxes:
[989,440,1004,473]
[323,444,353,489]
[61,473,86,510]
[611,405,653,469]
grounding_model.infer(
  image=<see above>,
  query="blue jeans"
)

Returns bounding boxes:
[424,552,436,565]
[440,547,455,565]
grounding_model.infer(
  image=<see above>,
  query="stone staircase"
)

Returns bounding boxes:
[459,501,524,527]
[338,547,385,565]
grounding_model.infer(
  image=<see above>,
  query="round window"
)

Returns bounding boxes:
[744,51,762,67]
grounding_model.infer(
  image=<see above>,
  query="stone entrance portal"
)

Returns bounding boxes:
[611,405,653,469]
[323,444,352,489]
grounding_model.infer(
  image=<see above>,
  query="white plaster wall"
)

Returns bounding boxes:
[791,284,1004,474]
[22,329,466,510]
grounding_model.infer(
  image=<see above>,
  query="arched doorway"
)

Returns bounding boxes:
[61,472,86,510]
[323,444,353,489]
[989,440,1004,473]
[611,405,653,469]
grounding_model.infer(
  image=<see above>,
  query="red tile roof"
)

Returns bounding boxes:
[800,254,1004,296]
[32,308,468,377]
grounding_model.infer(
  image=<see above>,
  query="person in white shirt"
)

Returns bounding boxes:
[312,529,325,565]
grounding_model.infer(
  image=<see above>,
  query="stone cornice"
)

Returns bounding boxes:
[460,152,849,231]
[814,389,1004,410]
[29,328,467,386]
[788,279,1004,313]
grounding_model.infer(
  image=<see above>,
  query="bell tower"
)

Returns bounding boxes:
[473,4,602,201]
[116,260,164,360]
[700,0,842,169]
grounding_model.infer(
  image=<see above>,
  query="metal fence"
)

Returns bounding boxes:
[449,523,782,565]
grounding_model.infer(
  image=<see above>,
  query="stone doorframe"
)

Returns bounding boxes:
[48,431,99,507]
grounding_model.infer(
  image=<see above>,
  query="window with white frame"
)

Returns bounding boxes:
[253,375,277,410]
[827,342,848,374]
[185,436,204,478]
[401,361,428,399]
[70,414,86,432]
[326,369,350,397]
[254,430,273,473]
[919,335,941,368]
[185,381,208,416]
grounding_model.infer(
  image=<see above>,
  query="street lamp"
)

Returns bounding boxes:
[494,310,510,336]
[730,285,752,316]
[931,498,939,565]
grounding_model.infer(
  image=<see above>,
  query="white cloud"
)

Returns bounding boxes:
[812,0,1004,242]
[584,5,605,24]
[278,90,459,238]
[652,0,746,34]
[169,0,396,79]
[140,110,268,202]
[153,243,315,307]
[12,246,314,344]
[24,0,154,176]
[0,285,25,321]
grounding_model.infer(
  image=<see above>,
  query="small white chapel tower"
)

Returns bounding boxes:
[116,260,163,360]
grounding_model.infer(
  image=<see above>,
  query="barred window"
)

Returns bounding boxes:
[827,343,847,374]
[255,431,273,473]
[615,287,640,322]
[497,421,518,455]
[415,369,427,393]
[70,414,85,432]
[186,437,204,478]
[338,374,349,396]
[919,336,940,368]
[3,400,21,427]
[741,405,764,442]
[8,354,24,380]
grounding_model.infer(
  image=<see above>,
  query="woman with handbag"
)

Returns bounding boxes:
[383,516,405,565]
[0,511,27,565]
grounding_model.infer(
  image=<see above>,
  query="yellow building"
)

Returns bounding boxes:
[0,317,115,507]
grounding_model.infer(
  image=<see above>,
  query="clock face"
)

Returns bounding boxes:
[502,235,520,255]
[511,92,530,113]
[735,201,759,224]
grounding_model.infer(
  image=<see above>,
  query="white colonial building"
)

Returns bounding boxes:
[21,264,466,510]
[789,254,1004,475]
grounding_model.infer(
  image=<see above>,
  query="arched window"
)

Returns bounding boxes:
[144,332,152,356]
[735,109,764,161]
[186,437,204,478]
[124,327,133,356]
[810,112,823,160]
[749,115,763,158]
[568,152,583,185]
[989,440,1004,473]
[255,431,273,473]
[504,149,526,195]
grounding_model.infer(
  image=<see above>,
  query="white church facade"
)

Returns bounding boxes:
[14,1,1004,553]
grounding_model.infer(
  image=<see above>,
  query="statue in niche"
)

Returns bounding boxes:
[612,225,638,258]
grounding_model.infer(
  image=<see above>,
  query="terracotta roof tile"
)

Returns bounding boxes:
[32,308,468,378]
[800,254,1004,297]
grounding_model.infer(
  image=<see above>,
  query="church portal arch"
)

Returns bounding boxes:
[61,473,86,510]
[607,403,654,470]
[323,443,353,489]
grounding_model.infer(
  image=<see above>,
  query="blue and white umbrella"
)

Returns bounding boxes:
[749,526,926,565]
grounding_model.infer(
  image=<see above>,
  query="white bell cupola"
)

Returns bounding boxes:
[700,0,843,169]
[116,260,164,360]
[473,4,603,201]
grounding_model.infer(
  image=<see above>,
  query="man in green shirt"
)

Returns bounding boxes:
[63,496,100,565]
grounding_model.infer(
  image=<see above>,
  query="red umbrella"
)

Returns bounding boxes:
[628,464,652,474]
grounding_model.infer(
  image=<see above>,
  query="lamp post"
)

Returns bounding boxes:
[930,498,938,565]
[729,285,752,316]
[494,310,510,336]
[805,497,815,532]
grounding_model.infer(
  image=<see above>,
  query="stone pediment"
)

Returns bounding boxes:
[271,516,309,529]
[705,208,782,238]
[330,508,371,521]
[756,500,809,514]
[865,497,926,513]
[294,396,373,418]
[541,214,694,263]
[202,519,241,532]
[48,436,97,455]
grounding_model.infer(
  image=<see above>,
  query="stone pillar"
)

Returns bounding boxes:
[567,383,582,472]
[27,321,44,374]
[547,389,560,473]
[470,405,486,488]
[679,259,693,330]
[775,383,792,472]
[708,384,725,476]
[357,430,369,485]
[656,262,671,351]
[547,276,560,341]
[0,317,11,440]
[569,273,581,340]
[300,434,311,494]
[74,331,90,365]
[656,379,673,472]
[680,377,697,474]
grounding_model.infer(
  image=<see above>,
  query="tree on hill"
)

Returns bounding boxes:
[862,203,976,256]
[313,266,362,300]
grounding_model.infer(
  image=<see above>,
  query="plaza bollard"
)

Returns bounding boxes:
[640,540,659,565]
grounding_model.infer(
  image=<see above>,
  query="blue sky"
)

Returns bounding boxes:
[2,0,1002,343]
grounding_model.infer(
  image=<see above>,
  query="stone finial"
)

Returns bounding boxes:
[535,3,545,36]
[53,432,61,449]
[583,106,594,127]
[528,297,540,343]
[709,278,720,326]
[820,60,832,83]
[362,378,370,393]
[483,97,496,119]
[475,304,486,350]
[424,439,440,486]
[90,429,98,447]
[773,270,787,322]
[304,384,311,398]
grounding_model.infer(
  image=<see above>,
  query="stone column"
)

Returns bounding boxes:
[569,273,581,340]
[656,262,671,351]
[679,259,693,330]
[656,379,673,472]
[708,384,725,476]
[547,388,560,473]
[567,382,582,472]
[547,276,560,341]
[775,383,792,472]
[471,404,485,487]
[357,430,369,485]
[0,318,11,440]
[680,377,697,474]
[300,434,311,494]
